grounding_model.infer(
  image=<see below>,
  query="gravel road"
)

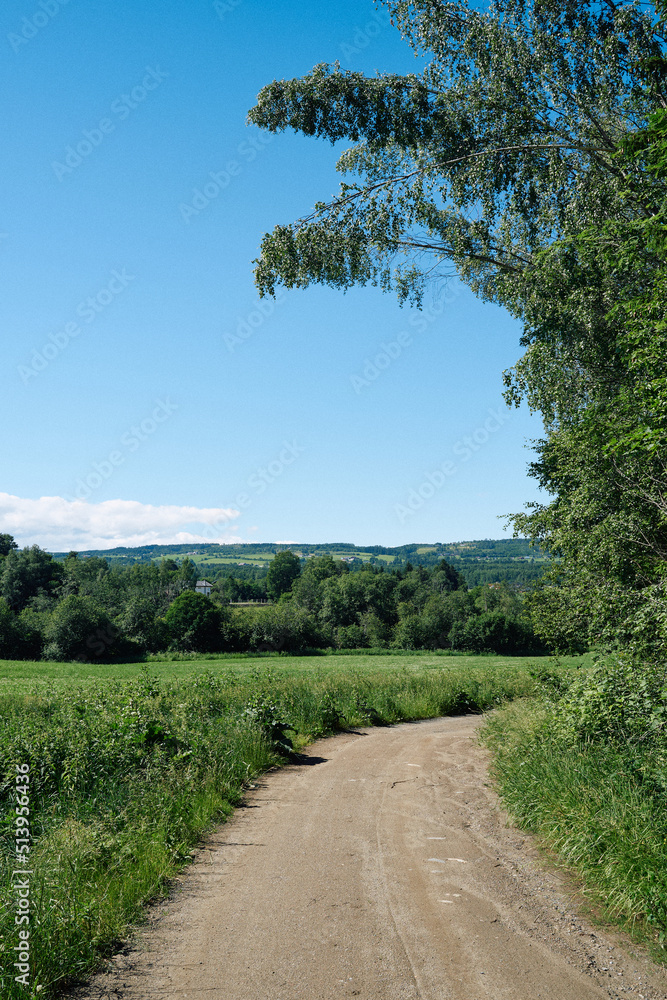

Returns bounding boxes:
[77,716,667,1000]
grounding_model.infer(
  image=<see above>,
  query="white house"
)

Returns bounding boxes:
[195,579,214,596]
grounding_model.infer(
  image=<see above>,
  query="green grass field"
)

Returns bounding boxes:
[0,650,580,998]
[0,650,588,689]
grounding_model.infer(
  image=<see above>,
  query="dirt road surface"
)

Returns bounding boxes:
[77,716,667,1000]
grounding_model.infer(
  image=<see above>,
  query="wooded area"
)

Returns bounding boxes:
[0,540,545,658]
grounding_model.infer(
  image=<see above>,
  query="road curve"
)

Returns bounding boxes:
[77,716,667,1000]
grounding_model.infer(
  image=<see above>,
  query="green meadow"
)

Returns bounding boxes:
[0,651,568,998]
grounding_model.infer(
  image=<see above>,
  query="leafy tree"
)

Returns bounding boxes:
[0,534,17,557]
[248,1,662,307]
[221,575,267,602]
[248,1,667,654]
[266,551,301,600]
[431,559,466,594]
[14,607,46,659]
[0,599,20,658]
[526,577,591,654]
[392,611,428,650]
[318,570,398,628]
[116,596,170,653]
[291,555,349,613]
[360,611,391,647]
[1,546,63,611]
[506,36,667,653]
[43,595,122,662]
[175,557,198,592]
[58,553,125,615]
[240,602,323,652]
[163,591,228,652]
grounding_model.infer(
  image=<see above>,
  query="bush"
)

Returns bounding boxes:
[334,623,367,649]
[552,656,667,746]
[238,603,324,652]
[43,595,131,661]
[163,591,228,652]
[15,607,46,659]
[527,581,590,654]
[242,697,294,755]
[392,614,426,650]
[449,611,538,654]
[117,596,170,653]
[0,598,20,658]
[485,659,667,943]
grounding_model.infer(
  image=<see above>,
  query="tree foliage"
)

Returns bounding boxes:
[266,550,301,600]
[163,591,229,653]
[43,595,119,662]
[1,545,64,611]
[0,534,18,558]
[247,0,667,656]
[249,0,663,305]
[0,550,542,658]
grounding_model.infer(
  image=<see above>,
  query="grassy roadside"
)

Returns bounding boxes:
[482,660,667,955]
[0,652,568,998]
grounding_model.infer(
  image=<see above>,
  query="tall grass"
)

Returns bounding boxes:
[483,666,667,951]
[0,655,543,997]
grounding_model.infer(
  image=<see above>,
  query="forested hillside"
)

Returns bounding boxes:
[49,538,549,587]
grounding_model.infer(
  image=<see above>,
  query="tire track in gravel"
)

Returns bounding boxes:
[73,716,667,1000]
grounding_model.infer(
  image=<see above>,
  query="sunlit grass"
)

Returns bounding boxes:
[0,651,574,998]
[483,698,667,952]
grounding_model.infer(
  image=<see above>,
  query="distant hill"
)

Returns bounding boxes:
[51,539,550,588]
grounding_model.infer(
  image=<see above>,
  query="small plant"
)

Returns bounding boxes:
[320,690,347,732]
[449,688,479,713]
[528,659,573,700]
[243,698,295,756]
[353,689,386,726]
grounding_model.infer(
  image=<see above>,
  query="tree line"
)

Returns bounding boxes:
[0,539,546,660]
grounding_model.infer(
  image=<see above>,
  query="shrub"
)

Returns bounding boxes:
[117,596,170,653]
[449,611,538,654]
[0,598,20,657]
[15,607,46,659]
[334,623,367,649]
[391,614,426,650]
[242,697,294,755]
[43,595,129,661]
[241,603,324,652]
[163,591,228,652]
[553,656,667,746]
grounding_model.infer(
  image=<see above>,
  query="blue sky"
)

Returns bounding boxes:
[1,0,544,551]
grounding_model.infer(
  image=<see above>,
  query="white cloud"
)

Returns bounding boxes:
[0,493,243,551]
